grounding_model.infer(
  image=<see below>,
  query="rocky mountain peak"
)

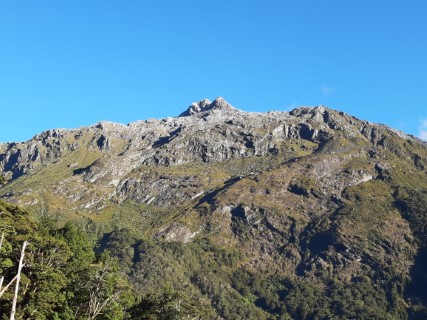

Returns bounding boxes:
[210,96,234,110]
[289,105,327,118]
[1,98,427,320]
[179,97,236,117]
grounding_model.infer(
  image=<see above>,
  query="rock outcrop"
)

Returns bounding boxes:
[2,98,427,318]
[1,98,427,279]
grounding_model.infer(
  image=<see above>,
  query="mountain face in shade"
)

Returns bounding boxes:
[1,98,427,319]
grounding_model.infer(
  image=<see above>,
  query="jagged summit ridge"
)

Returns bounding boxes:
[0,99,423,187]
[179,97,237,117]
[1,98,427,320]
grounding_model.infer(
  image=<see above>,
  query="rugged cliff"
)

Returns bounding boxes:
[1,98,427,319]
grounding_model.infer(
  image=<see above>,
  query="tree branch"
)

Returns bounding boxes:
[0,231,4,252]
[10,240,28,320]
[0,275,17,298]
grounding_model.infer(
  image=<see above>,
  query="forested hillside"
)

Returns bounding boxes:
[1,102,427,319]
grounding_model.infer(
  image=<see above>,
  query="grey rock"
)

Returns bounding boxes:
[0,98,423,215]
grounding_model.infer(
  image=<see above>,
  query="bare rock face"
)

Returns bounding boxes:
[0,98,427,276]
[0,99,423,208]
[155,223,198,243]
[2,98,427,319]
[179,99,212,116]
[2,97,427,319]
[179,97,237,117]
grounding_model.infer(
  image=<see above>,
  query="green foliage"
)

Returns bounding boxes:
[70,252,135,320]
[60,222,95,270]
[228,271,404,320]
[2,106,427,320]
[396,189,427,318]
[0,201,134,319]
[1,185,426,319]
[128,286,205,320]
[90,222,415,320]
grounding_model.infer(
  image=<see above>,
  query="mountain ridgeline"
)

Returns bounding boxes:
[1,98,427,319]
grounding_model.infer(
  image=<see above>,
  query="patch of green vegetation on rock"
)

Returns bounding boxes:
[288,175,322,198]
[342,157,373,172]
[0,175,7,186]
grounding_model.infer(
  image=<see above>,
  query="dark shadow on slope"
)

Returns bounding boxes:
[1,150,25,180]
[153,127,182,148]
[394,190,427,318]
[73,165,91,175]
[194,176,242,208]
[406,246,427,319]
[96,135,108,150]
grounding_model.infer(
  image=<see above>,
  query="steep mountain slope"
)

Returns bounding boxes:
[1,98,427,319]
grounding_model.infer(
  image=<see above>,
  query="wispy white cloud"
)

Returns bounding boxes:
[321,85,335,96]
[419,119,427,141]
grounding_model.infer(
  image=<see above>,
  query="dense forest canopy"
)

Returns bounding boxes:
[1,192,427,319]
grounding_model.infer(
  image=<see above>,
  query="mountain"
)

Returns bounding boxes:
[1,98,427,319]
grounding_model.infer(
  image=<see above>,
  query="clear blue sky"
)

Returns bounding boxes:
[1,1,426,142]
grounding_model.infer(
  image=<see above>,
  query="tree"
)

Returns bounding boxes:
[72,252,134,320]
